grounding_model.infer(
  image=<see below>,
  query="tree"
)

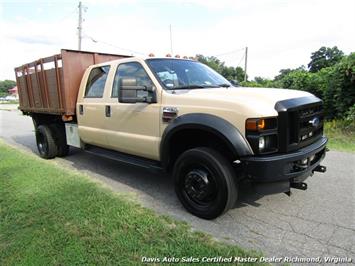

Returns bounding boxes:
[274,68,293,81]
[235,67,246,82]
[253,76,274,87]
[196,55,246,82]
[274,66,306,81]
[196,55,223,73]
[308,46,344,73]
[0,80,16,94]
[322,53,355,119]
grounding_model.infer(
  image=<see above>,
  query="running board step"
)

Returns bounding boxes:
[84,145,163,171]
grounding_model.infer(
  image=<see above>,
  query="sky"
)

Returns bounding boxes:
[0,0,354,81]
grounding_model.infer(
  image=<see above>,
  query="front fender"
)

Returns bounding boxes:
[160,113,253,169]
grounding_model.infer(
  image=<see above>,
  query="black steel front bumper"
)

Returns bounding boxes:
[242,136,328,183]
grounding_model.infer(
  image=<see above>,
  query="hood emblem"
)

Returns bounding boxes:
[309,117,320,128]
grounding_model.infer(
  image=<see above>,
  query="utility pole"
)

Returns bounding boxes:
[78,1,83,51]
[244,46,248,82]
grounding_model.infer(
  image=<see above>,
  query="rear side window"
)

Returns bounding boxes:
[85,65,110,98]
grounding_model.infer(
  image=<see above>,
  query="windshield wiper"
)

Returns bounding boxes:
[168,85,213,90]
[167,84,231,90]
[217,83,231,88]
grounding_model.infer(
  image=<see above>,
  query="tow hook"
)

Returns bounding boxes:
[291,182,308,190]
[313,165,327,173]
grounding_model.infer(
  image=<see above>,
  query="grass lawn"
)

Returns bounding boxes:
[0,142,264,265]
[324,120,355,153]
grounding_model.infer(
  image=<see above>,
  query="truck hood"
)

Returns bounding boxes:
[163,86,313,117]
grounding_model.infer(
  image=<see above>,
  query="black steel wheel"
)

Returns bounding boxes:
[49,124,69,157]
[35,125,58,159]
[173,147,238,219]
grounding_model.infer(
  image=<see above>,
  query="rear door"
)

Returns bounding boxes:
[77,65,112,148]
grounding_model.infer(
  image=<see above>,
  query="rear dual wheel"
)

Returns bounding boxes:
[49,124,69,157]
[36,125,57,159]
[173,147,238,219]
[35,124,69,159]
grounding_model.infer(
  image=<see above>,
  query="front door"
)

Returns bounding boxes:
[103,62,160,160]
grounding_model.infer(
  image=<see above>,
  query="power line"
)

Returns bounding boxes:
[84,34,146,56]
[237,53,245,67]
[213,47,245,57]
[213,46,248,81]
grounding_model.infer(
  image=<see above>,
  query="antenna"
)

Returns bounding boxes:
[169,24,173,54]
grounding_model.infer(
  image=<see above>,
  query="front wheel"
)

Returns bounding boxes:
[173,147,238,219]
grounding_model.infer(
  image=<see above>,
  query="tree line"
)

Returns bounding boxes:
[197,46,355,122]
[1,47,354,122]
[0,80,16,97]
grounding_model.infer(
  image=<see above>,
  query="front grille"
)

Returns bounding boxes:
[275,96,324,153]
[289,104,323,150]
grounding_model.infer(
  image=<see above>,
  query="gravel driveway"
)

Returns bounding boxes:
[1,107,354,263]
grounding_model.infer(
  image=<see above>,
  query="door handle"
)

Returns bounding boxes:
[105,105,111,117]
[79,104,84,115]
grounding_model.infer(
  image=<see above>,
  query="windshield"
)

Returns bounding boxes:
[146,59,231,90]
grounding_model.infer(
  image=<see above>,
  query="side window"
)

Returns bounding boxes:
[112,62,154,98]
[85,65,110,98]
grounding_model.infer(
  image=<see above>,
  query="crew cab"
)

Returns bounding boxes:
[15,49,327,219]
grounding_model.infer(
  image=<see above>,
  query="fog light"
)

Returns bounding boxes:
[301,158,308,165]
[310,155,315,162]
[259,136,265,150]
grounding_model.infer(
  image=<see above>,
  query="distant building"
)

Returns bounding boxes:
[8,86,19,99]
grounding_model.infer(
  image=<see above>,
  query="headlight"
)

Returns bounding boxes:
[246,117,278,154]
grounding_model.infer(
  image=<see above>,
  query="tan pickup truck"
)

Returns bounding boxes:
[15,49,327,219]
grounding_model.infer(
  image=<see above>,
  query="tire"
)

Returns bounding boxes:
[49,124,69,157]
[173,147,238,219]
[35,125,58,159]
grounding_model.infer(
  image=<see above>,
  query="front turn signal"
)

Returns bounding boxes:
[246,117,277,131]
[246,118,266,131]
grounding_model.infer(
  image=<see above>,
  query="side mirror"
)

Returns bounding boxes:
[119,78,154,103]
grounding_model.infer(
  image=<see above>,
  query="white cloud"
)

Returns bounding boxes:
[0,14,77,79]
[0,0,354,81]
[199,0,355,78]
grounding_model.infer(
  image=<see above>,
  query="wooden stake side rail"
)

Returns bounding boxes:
[14,49,130,116]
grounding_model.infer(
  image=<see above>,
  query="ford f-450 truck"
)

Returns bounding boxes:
[15,49,327,219]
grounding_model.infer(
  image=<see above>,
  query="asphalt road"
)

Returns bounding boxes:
[1,106,354,263]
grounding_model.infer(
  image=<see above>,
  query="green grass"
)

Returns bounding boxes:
[324,120,355,152]
[0,100,19,104]
[0,142,263,265]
